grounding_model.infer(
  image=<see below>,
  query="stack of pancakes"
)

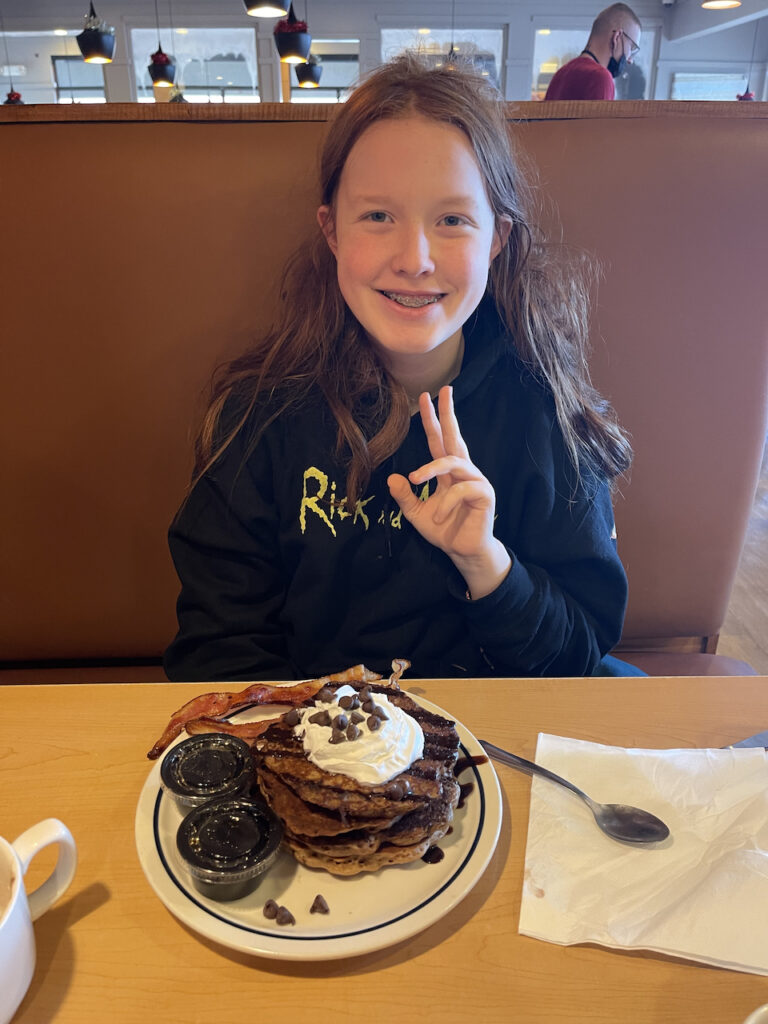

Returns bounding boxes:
[252,681,461,875]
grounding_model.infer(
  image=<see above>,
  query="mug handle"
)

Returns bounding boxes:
[12,818,77,922]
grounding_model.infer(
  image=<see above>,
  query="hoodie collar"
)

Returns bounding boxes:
[451,295,509,404]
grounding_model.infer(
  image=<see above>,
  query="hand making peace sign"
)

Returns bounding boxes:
[387,386,512,600]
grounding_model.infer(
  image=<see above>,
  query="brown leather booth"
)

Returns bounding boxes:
[1,100,766,681]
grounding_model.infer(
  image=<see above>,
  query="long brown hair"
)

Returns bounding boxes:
[194,53,631,500]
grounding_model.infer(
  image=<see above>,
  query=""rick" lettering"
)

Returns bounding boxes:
[299,467,375,536]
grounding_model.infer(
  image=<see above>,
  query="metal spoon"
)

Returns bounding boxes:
[480,740,670,844]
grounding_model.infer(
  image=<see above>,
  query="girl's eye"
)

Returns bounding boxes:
[441,215,467,227]
[365,211,389,223]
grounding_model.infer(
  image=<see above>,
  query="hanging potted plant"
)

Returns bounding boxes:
[76,2,116,64]
[296,52,322,88]
[273,3,311,64]
[3,90,23,105]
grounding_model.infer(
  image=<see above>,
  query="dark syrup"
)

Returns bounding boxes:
[457,782,474,809]
[454,755,487,809]
[454,754,488,775]
[421,845,445,864]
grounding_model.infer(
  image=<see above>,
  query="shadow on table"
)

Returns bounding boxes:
[16,882,110,1018]
[181,783,514,977]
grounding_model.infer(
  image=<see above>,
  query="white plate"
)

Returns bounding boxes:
[135,694,502,961]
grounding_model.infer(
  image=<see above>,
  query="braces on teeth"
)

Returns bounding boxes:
[384,292,440,308]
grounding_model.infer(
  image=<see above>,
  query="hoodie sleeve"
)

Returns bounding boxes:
[163,426,294,683]
[454,402,628,677]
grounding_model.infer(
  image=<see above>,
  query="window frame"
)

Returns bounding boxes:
[51,54,107,104]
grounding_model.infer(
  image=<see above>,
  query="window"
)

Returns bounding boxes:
[52,55,106,103]
[289,40,359,103]
[1,31,107,104]
[381,28,503,90]
[670,71,749,101]
[531,27,656,100]
[130,28,258,103]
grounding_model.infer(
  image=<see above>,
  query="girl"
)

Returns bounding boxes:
[164,53,635,683]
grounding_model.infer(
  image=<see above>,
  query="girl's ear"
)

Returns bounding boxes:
[317,205,338,256]
[490,216,513,263]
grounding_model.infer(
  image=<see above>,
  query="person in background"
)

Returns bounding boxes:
[164,53,641,683]
[545,3,642,102]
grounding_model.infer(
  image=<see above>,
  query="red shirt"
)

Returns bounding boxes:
[544,56,615,101]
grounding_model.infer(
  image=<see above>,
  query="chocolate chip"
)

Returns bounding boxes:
[334,713,349,730]
[309,709,331,726]
[350,711,364,724]
[373,705,389,721]
[276,905,295,926]
[346,722,360,741]
[282,708,301,726]
[329,730,346,744]
[367,715,381,732]
[387,778,410,799]
[310,894,329,914]
[360,685,372,700]
[317,687,334,703]
[339,694,360,710]
[362,698,376,713]
[263,899,278,919]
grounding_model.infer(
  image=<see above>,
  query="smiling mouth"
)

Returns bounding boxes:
[380,291,443,308]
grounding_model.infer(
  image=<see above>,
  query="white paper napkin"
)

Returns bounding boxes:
[518,733,768,974]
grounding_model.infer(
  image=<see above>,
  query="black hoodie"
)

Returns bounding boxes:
[164,301,627,681]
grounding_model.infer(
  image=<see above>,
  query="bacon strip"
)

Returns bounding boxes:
[184,716,280,742]
[147,664,382,760]
[389,659,410,685]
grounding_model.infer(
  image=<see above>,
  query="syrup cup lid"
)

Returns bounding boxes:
[176,796,283,885]
[160,734,254,808]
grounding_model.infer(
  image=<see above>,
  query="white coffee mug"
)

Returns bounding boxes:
[743,1007,768,1024]
[0,819,77,1024]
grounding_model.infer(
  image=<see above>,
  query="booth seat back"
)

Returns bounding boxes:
[1,101,766,681]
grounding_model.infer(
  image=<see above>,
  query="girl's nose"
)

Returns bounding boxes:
[391,225,435,277]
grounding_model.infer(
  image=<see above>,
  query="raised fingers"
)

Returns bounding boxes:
[418,386,471,463]
[437,386,470,459]
[418,391,446,462]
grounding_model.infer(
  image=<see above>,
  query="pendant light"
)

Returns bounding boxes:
[76,2,115,64]
[0,8,23,103]
[296,54,321,87]
[273,3,311,65]
[295,0,321,87]
[148,0,175,88]
[244,1,288,15]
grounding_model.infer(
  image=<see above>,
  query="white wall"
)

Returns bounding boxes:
[1,0,766,102]
[657,17,767,99]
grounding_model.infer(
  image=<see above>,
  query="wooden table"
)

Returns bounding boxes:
[3,676,768,1024]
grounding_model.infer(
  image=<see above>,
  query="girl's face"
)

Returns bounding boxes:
[318,115,510,384]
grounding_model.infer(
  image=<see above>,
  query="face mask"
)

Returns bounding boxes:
[607,33,627,78]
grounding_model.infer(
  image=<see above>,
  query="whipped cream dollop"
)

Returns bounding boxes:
[294,685,424,785]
